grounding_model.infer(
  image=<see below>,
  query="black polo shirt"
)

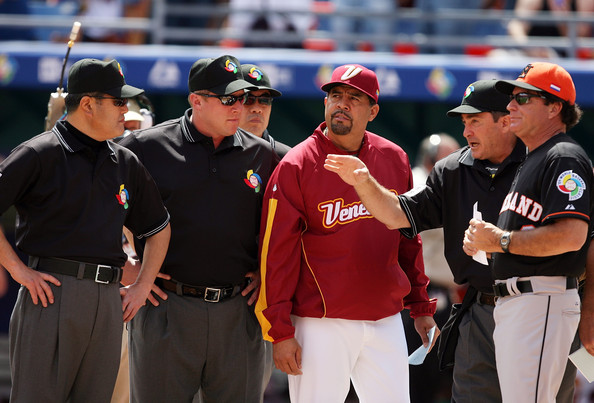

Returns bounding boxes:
[398,141,526,293]
[0,121,170,266]
[119,109,280,286]
[261,129,291,159]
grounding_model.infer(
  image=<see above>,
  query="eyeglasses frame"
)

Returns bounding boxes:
[194,92,248,106]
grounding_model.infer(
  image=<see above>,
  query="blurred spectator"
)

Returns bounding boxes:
[329,0,397,51]
[79,0,151,44]
[122,0,152,44]
[225,0,315,48]
[404,133,460,403]
[507,0,594,58]
[414,0,511,54]
[411,133,461,296]
[164,0,226,46]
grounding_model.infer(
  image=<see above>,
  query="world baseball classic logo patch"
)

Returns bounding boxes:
[244,170,262,193]
[556,170,585,201]
[116,184,130,209]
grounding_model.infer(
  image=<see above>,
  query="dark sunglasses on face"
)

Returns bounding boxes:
[88,96,127,107]
[244,95,273,106]
[195,93,247,106]
[509,92,548,105]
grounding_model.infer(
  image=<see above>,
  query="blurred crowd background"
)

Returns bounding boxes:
[1,0,594,58]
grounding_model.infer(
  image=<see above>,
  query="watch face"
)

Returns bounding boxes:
[500,232,511,251]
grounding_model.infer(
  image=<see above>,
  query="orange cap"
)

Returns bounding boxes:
[495,62,576,105]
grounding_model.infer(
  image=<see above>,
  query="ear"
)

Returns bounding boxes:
[548,101,562,118]
[499,114,511,131]
[368,104,379,122]
[188,93,201,109]
[79,96,94,115]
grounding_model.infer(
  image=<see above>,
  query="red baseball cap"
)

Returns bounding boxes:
[321,64,380,102]
[495,62,576,105]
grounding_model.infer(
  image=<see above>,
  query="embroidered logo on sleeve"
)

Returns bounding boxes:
[556,170,585,201]
[244,170,262,193]
[116,184,130,209]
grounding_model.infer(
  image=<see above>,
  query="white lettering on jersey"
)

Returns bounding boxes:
[515,195,534,217]
[500,192,543,222]
[340,66,363,81]
[318,198,373,228]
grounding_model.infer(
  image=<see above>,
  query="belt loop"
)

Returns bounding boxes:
[506,277,520,296]
[77,263,85,280]
[113,266,121,283]
[28,256,39,269]
[175,281,184,296]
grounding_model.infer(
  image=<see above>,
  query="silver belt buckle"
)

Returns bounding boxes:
[95,265,112,284]
[204,287,221,302]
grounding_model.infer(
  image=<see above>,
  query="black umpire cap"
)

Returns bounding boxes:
[447,80,510,117]
[67,58,144,98]
[188,55,257,95]
[240,64,282,97]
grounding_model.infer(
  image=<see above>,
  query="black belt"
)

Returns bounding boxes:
[478,292,497,306]
[29,256,121,284]
[159,278,242,303]
[493,277,578,298]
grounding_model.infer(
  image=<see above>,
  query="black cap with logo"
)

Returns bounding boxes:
[188,55,257,95]
[447,80,510,117]
[67,58,143,98]
[240,64,282,97]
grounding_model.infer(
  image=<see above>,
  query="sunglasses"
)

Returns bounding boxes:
[87,96,127,107]
[196,93,247,106]
[244,95,273,106]
[509,93,548,105]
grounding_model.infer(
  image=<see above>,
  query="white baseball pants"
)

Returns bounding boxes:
[493,276,580,403]
[288,314,410,403]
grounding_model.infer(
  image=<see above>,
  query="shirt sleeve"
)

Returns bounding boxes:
[540,155,591,224]
[398,165,445,239]
[397,167,437,318]
[0,144,41,215]
[255,162,305,343]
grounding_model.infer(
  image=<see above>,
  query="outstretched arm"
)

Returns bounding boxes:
[324,154,411,229]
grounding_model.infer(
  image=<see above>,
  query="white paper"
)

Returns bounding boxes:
[408,326,436,365]
[472,202,488,265]
[569,347,594,383]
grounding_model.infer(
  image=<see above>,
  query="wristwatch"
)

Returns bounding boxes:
[500,231,511,253]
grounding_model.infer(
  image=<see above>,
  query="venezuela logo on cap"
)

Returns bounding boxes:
[556,170,585,201]
[244,170,262,193]
[248,67,263,81]
[225,59,238,74]
[116,184,130,209]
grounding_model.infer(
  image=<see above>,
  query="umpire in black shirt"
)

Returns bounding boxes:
[0,58,171,402]
[120,55,279,403]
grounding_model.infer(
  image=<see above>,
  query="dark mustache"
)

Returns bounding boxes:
[331,111,352,120]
